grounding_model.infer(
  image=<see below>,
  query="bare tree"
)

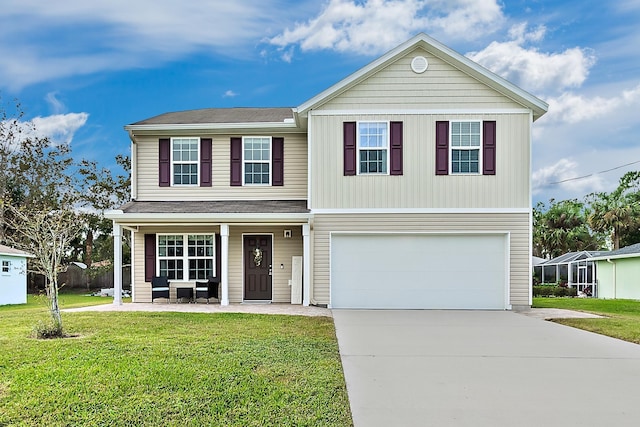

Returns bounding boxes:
[3,206,82,334]
[2,132,80,337]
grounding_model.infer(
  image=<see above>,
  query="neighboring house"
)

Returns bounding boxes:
[106,33,548,310]
[533,250,607,295]
[0,244,34,305]
[589,243,640,300]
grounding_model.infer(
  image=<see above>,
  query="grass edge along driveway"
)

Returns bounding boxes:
[533,297,640,345]
[0,296,353,427]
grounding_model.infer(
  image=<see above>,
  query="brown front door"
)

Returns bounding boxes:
[244,235,272,300]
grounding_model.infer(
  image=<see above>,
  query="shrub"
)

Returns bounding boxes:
[32,320,65,339]
[533,285,577,298]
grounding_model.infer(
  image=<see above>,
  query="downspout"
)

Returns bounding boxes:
[606,258,616,299]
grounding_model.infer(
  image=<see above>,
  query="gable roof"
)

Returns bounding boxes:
[589,243,640,261]
[295,33,548,121]
[542,250,608,265]
[0,244,35,258]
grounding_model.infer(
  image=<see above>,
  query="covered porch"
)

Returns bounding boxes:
[106,200,312,306]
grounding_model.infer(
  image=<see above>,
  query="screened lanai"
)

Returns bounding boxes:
[533,250,609,296]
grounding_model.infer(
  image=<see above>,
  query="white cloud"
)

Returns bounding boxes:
[540,83,640,125]
[1,112,88,151]
[269,0,504,59]
[12,113,89,146]
[0,1,294,89]
[468,29,596,94]
[223,90,238,98]
[532,158,605,197]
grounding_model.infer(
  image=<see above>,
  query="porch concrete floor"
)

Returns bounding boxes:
[63,301,332,317]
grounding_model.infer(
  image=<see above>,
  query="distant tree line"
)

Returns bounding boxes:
[0,97,130,337]
[534,171,640,259]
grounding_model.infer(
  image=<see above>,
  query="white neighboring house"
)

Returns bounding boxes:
[0,244,35,305]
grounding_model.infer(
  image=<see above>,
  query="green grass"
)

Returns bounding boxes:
[0,296,352,426]
[532,297,640,344]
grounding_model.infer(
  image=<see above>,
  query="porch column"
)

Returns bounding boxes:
[302,223,311,307]
[113,221,122,305]
[220,224,230,306]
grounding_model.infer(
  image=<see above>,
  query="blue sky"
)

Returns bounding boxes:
[2,0,639,204]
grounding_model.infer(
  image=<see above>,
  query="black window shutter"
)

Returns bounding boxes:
[272,137,284,186]
[159,139,170,186]
[230,137,242,186]
[390,121,403,175]
[435,121,449,175]
[200,138,212,187]
[343,122,356,176]
[483,121,496,175]
[144,234,156,282]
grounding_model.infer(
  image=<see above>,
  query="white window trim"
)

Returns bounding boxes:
[156,233,216,281]
[242,136,272,186]
[1,260,10,274]
[449,120,482,175]
[170,137,200,186]
[357,121,390,175]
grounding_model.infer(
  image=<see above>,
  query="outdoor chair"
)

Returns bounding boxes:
[195,276,220,303]
[151,276,170,303]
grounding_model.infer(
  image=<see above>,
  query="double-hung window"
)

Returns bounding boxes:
[358,122,388,174]
[243,137,271,185]
[1,260,9,274]
[450,121,481,174]
[172,137,199,185]
[157,234,215,280]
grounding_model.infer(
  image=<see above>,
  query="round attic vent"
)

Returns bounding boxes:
[411,56,429,74]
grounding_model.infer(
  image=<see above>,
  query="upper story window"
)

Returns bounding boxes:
[243,137,271,185]
[358,122,388,174]
[1,260,10,274]
[450,121,481,174]
[435,121,495,176]
[172,138,199,185]
[157,234,215,280]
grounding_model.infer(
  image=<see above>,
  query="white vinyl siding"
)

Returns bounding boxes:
[134,133,307,201]
[310,113,530,209]
[316,48,524,111]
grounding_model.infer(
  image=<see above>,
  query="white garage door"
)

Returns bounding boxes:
[330,233,507,309]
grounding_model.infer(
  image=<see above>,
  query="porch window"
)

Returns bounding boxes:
[172,137,199,185]
[158,234,214,280]
[243,137,271,185]
[1,260,9,274]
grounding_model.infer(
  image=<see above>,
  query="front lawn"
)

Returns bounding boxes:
[532,297,640,344]
[0,297,352,426]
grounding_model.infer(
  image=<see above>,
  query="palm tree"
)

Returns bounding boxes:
[587,171,640,250]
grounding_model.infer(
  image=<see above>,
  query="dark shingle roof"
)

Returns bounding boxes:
[130,107,294,125]
[601,243,640,258]
[120,200,309,214]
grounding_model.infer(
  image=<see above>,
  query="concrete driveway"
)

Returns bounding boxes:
[333,310,640,427]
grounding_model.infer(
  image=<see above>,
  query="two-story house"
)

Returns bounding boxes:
[107,33,547,310]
